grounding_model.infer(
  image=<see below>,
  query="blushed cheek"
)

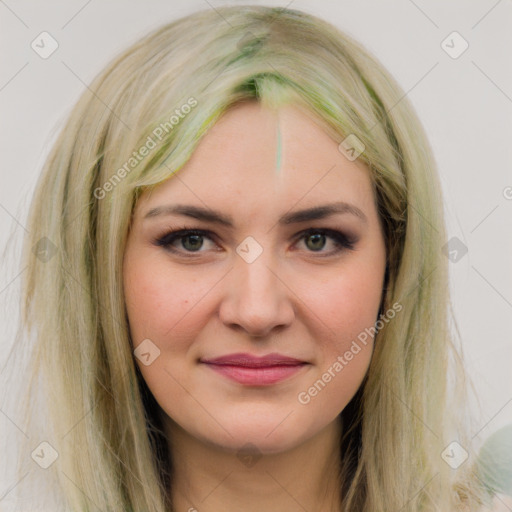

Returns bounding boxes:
[123,257,210,349]
[307,272,378,412]
[307,265,383,345]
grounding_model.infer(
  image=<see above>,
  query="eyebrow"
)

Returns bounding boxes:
[143,201,368,226]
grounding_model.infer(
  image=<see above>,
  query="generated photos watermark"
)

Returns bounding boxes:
[297,301,403,405]
[93,97,198,200]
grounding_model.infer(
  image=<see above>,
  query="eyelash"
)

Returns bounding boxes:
[153,226,356,258]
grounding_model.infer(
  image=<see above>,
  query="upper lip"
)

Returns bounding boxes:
[201,352,306,367]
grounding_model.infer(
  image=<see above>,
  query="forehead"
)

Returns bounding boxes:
[136,102,375,218]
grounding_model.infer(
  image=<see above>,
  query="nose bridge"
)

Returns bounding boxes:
[237,243,279,297]
[219,240,294,336]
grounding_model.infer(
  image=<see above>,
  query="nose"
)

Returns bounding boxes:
[218,249,295,338]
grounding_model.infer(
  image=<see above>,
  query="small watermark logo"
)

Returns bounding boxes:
[32,237,57,262]
[441,31,469,59]
[236,236,263,264]
[31,441,59,469]
[236,442,263,468]
[442,236,468,263]
[31,32,59,59]
[134,338,161,366]
[338,134,365,161]
[441,441,468,469]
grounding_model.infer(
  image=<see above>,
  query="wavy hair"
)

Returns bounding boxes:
[5,5,486,511]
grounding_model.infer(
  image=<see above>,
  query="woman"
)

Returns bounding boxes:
[7,5,491,511]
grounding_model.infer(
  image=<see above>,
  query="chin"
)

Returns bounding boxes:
[208,432,303,457]
[199,416,314,456]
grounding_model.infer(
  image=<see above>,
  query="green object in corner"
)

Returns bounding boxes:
[476,424,512,496]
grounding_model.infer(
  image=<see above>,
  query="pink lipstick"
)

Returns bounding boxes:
[200,352,308,386]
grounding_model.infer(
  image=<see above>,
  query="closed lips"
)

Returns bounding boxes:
[200,353,307,367]
[207,360,306,368]
[200,352,309,386]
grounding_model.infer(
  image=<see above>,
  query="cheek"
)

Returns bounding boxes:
[293,254,385,404]
[301,256,384,345]
[123,255,213,346]
[123,254,216,415]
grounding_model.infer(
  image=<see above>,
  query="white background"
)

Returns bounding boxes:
[1,0,511,506]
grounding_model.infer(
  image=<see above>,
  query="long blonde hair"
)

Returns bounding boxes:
[5,5,486,511]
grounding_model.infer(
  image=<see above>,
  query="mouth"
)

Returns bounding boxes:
[200,352,309,386]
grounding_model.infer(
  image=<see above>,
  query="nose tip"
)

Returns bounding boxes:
[228,316,285,339]
[218,257,295,338]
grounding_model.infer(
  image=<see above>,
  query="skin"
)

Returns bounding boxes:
[123,101,387,512]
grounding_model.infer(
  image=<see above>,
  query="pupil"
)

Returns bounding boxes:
[183,235,203,251]
[307,233,325,251]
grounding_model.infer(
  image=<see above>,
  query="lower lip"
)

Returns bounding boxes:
[202,363,307,386]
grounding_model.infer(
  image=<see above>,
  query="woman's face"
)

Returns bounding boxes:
[123,101,387,454]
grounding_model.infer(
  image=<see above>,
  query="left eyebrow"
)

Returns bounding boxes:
[143,201,368,226]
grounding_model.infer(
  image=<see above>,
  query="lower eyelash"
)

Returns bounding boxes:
[153,227,356,255]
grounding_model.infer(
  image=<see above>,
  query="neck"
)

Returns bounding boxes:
[164,416,344,512]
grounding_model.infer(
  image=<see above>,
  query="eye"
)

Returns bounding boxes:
[152,227,356,257]
[294,228,356,256]
[153,228,217,254]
